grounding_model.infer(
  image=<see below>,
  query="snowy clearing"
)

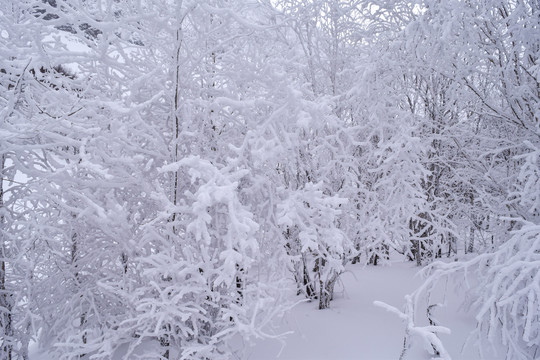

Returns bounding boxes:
[230,260,504,360]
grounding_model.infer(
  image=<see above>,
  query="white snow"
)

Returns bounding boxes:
[28,258,505,360]
[230,259,504,360]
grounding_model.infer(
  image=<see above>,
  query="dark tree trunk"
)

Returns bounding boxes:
[318,271,338,310]
[414,239,422,267]
[0,154,13,360]
[303,258,316,299]
[160,327,170,360]
[468,226,475,254]
[284,227,316,300]
[351,242,361,264]
[468,194,475,253]
[235,265,244,304]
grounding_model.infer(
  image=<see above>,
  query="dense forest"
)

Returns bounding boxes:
[1,0,539,359]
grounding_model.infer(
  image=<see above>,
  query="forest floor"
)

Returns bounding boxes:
[29,257,504,360]
[231,258,504,360]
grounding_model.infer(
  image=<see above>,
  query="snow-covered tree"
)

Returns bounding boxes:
[387,0,540,358]
[4,0,539,358]
[26,1,292,358]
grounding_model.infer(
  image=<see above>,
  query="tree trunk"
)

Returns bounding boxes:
[303,257,316,300]
[0,154,13,360]
[468,227,475,254]
[160,328,170,360]
[446,234,456,257]
[409,219,423,266]
[468,194,475,253]
[318,271,338,310]
[71,230,87,350]
[414,239,422,267]
[351,242,361,264]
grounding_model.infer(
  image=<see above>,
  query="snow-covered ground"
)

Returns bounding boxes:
[232,259,504,360]
[30,259,504,360]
